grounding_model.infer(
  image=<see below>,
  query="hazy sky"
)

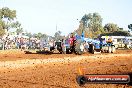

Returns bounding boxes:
[0,0,132,36]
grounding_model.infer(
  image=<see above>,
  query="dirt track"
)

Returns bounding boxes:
[0,50,132,88]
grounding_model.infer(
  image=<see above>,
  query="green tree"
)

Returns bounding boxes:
[104,23,120,32]
[81,13,103,32]
[0,20,5,36]
[42,34,48,38]
[11,21,24,35]
[16,28,23,35]
[0,7,16,36]
[11,21,21,28]
[26,32,32,38]
[36,32,43,39]
[32,33,48,39]
[100,31,131,36]
[76,12,103,38]
[54,31,63,41]
[32,33,37,38]
[1,7,16,20]
[1,7,16,31]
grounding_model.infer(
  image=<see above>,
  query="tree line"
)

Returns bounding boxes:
[74,13,131,38]
[0,7,131,41]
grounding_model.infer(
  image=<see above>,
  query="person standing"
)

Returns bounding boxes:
[20,37,24,51]
[84,41,89,52]
[61,39,66,54]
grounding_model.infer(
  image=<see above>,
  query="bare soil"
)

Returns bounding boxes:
[0,49,132,88]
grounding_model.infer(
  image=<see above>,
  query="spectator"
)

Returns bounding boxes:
[84,41,89,52]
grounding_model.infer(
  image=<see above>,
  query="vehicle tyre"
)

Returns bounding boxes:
[66,50,69,54]
[77,50,83,55]
[91,44,95,54]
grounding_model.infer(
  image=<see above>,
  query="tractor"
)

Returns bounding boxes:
[84,37,116,54]
[52,33,85,55]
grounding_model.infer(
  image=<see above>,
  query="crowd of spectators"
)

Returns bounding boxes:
[0,35,43,50]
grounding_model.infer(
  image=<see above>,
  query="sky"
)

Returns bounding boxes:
[0,0,132,36]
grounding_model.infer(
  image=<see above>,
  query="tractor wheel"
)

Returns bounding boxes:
[91,44,95,54]
[59,51,62,54]
[59,49,63,54]
[66,50,69,54]
[76,43,84,55]
[77,50,83,55]
[66,49,72,54]
[88,44,92,53]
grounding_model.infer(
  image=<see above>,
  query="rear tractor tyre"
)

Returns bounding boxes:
[77,50,83,55]
[91,44,95,54]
